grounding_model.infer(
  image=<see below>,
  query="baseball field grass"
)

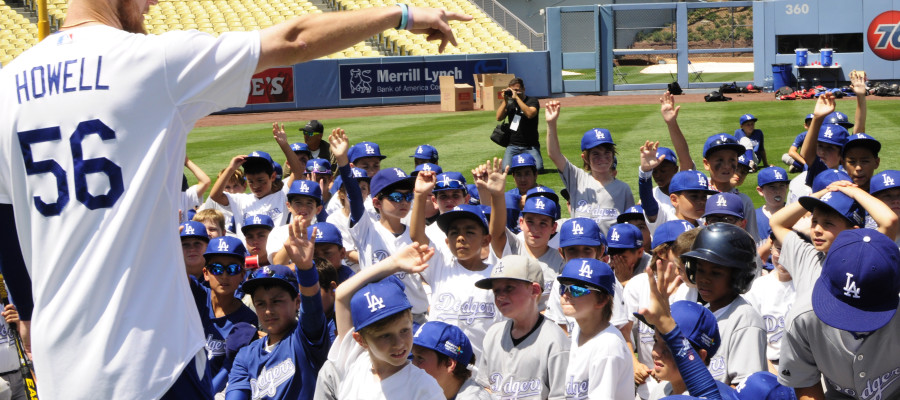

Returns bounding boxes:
[186,97,898,215]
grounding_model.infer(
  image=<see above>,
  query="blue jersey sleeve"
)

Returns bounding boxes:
[662,326,723,400]
[298,291,327,348]
[340,164,365,228]
[791,132,807,149]
[804,157,829,188]
[505,190,521,233]
[225,345,253,395]
[0,204,34,320]
[639,176,659,218]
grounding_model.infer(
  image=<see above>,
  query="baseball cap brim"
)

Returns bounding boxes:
[559,236,604,248]
[240,277,298,297]
[797,196,858,227]
[616,212,643,223]
[704,143,746,158]
[436,209,488,234]
[474,276,531,290]
[811,277,897,332]
[181,233,210,242]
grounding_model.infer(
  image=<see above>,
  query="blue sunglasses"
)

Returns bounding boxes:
[558,283,602,298]
[383,191,414,203]
[208,262,243,276]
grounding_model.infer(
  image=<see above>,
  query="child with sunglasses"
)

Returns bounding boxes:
[187,236,258,390]
[330,129,432,324]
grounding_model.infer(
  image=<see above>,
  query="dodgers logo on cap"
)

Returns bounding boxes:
[205,236,248,259]
[607,223,642,249]
[557,258,615,295]
[572,221,583,235]
[351,276,411,330]
[559,218,605,249]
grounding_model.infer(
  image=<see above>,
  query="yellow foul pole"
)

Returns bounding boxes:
[37,0,50,40]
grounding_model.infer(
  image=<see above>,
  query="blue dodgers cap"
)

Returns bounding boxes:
[607,223,643,249]
[349,141,387,163]
[670,300,721,357]
[798,191,864,227]
[413,163,443,176]
[757,166,789,187]
[434,172,468,193]
[369,168,415,198]
[330,168,370,194]
[668,170,717,195]
[739,113,758,125]
[466,184,480,205]
[805,113,815,122]
[351,275,411,331]
[735,371,798,400]
[204,236,248,260]
[287,179,323,205]
[811,169,852,193]
[180,221,209,242]
[306,158,332,175]
[480,205,492,217]
[509,153,537,170]
[241,264,299,297]
[580,128,615,151]
[559,218,606,249]
[703,192,744,219]
[436,204,489,234]
[246,150,274,165]
[702,133,745,158]
[842,132,881,157]
[410,144,438,161]
[272,161,283,180]
[813,229,900,332]
[241,214,275,234]
[825,111,853,128]
[656,147,677,165]
[870,170,900,195]
[817,124,849,147]
[651,220,695,249]
[616,205,644,223]
[413,321,474,366]
[525,186,560,204]
[557,258,615,294]
[737,149,754,168]
[521,195,559,219]
[290,142,311,155]
[308,222,343,247]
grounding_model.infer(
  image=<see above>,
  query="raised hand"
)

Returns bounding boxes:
[850,70,867,97]
[328,128,350,166]
[283,216,316,271]
[639,260,682,334]
[415,170,437,195]
[813,91,836,119]
[484,157,508,194]
[407,6,473,53]
[389,242,434,275]
[272,122,288,145]
[639,141,664,173]
[659,91,680,124]
[545,100,560,124]
[229,155,247,169]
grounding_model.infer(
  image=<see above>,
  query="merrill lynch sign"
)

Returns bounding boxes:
[339,59,507,99]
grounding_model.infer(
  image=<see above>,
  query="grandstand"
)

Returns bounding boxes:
[0,0,529,66]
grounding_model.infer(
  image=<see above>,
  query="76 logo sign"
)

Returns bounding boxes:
[868,11,900,61]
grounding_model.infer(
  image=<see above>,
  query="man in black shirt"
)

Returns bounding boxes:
[497,77,543,172]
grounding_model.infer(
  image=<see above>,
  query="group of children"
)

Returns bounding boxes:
[167,72,899,399]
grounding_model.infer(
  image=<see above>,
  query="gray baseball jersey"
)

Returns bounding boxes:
[779,298,900,400]
[476,317,570,399]
[560,161,635,235]
[505,229,565,312]
[779,231,825,296]
[708,296,767,386]
[457,378,492,400]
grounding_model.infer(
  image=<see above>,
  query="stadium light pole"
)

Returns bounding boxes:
[37,0,50,40]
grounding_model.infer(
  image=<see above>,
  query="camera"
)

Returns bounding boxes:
[503,89,513,98]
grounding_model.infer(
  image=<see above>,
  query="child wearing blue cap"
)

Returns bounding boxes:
[409,190,503,359]
[348,141,386,178]
[607,223,648,287]
[422,171,473,259]
[734,113,768,167]
[411,321,489,399]
[642,170,717,234]
[482,158,565,310]
[841,132,880,193]
[703,193,747,229]
[770,181,898,294]
[754,167,789,271]
[329,243,444,399]
[779,229,900,399]
[504,153,540,234]
[181,221,211,279]
[411,144,439,166]
[545,101,635,235]
[226,218,329,400]
[265,179,325,266]
[555,258,633,398]
[792,93,847,198]
[618,205,653,254]
[241,214,275,268]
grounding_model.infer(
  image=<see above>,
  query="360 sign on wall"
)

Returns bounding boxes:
[868,10,900,61]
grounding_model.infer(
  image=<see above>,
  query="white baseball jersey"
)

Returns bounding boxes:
[328,327,444,400]
[564,323,634,400]
[0,26,258,399]
[653,186,676,217]
[180,185,201,223]
[476,317,570,399]
[559,161,635,235]
[743,273,796,361]
[708,297,767,386]
[351,212,430,315]
[623,272,661,399]
[779,297,900,400]
[457,378,492,400]
[325,211,360,271]
[225,189,288,232]
[503,229,565,311]
[787,171,811,205]
[419,258,503,360]
[425,221,453,262]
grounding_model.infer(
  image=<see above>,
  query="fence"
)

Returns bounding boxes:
[471,0,545,51]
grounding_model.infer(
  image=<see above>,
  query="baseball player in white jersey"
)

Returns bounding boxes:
[0,2,469,398]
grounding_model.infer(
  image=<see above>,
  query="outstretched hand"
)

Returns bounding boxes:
[390,242,434,275]
[659,91,680,124]
[639,141,664,173]
[283,216,316,271]
[407,6,473,53]
[813,91,836,119]
[545,100,560,123]
[639,260,682,334]
[272,122,288,145]
[850,70,867,97]
[329,128,350,166]
[484,157,508,194]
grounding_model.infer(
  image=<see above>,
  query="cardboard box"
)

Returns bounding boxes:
[439,76,474,112]
[473,73,515,111]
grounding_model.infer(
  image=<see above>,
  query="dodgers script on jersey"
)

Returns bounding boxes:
[560,161,635,235]
[0,26,259,399]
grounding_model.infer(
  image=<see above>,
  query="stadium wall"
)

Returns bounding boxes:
[225,52,550,113]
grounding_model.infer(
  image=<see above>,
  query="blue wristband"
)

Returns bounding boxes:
[297,265,320,287]
[396,4,409,30]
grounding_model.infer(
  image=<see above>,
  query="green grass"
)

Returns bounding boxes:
[186,99,900,216]
[563,66,753,84]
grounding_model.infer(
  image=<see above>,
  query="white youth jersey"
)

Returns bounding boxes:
[0,26,259,399]
[560,161,635,235]
[743,273,796,361]
[564,324,634,400]
[180,185,201,223]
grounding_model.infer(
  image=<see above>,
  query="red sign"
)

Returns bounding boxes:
[247,67,294,104]
[867,10,900,61]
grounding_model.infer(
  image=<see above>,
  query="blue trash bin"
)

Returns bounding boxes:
[772,63,795,90]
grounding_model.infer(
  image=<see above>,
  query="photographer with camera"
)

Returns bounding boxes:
[497,77,543,172]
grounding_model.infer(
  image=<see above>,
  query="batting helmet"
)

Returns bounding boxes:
[825,111,854,129]
[681,223,756,294]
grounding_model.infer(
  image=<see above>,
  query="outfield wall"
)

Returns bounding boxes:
[226,52,550,113]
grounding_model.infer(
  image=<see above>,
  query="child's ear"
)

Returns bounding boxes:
[702,158,711,172]
[531,282,542,297]
[698,348,709,363]
[445,358,458,374]
[670,193,679,207]
[316,204,323,215]
[329,281,338,291]
[352,331,369,349]
[480,233,491,248]
[756,186,764,197]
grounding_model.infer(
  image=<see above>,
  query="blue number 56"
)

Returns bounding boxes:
[18,119,124,216]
